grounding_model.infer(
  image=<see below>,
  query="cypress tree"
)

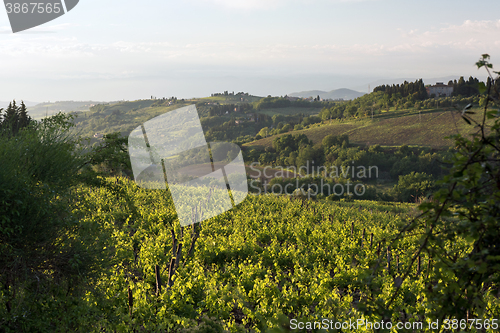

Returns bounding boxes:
[18,101,31,130]
[2,101,18,135]
[0,100,31,136]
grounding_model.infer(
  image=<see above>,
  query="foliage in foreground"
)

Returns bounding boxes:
[19,176,495,332]
[0,114,111,332]
[70,182,425,332]
[380,54,500,322]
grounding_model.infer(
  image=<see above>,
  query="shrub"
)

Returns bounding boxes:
[392,171,435,202]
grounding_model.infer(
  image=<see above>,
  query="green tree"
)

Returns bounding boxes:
[295,146,318,171]
[281,123,292,132]
[392,171,435,202]
[0,100,32,136]
[345,105,357,117]
[0,101,18,134]
[257,126,269,138]
[85,132,132,177]
[18,101,31,129]
[322,134,349,149]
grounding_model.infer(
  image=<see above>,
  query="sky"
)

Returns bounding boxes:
[1,0,500,102]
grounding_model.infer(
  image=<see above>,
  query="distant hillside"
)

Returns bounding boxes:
[70,100,195,139]
[69,95,324,138]
[289,88,365,100]
[1,100,39,108]
[27,101,109,120]
[351,76,463,93]
[244,107,489,150]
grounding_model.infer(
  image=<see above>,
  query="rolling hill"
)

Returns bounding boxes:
[29,94,489,151]
[0,100,39,108]
[289,88,365,100]
[243,107,490,150]
[27,101,108,120]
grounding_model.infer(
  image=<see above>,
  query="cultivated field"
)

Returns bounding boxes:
[244,107,491,150]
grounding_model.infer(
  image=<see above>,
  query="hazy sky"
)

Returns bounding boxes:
[1,0,499,102]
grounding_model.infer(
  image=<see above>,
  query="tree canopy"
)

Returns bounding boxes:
[0,100,31,136]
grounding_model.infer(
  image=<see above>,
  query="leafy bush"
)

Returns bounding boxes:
[322,134,349,149]
[0,113,109,332]
[392,171,435,202]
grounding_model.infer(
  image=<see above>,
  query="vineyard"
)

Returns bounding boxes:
[10,176,487,332]
[1,57,500,332]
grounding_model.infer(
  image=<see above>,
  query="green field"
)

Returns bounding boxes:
[256,107,321,117]
[244,107,490,150]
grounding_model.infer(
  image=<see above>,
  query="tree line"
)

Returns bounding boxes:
[373,78,428,100]
[254,96,334,110]
[0,100,31,136]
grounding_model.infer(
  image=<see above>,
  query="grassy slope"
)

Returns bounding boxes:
[69,97,325,139]
[256,107,321,117]
[28,101,106,120]
[71,101,191,138]
[244,107,490,150]
[204,95,263,103]
[29,94,264,122]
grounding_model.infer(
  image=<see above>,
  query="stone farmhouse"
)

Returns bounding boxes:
[426,82,453,97]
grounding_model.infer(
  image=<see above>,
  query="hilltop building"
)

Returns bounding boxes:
[426,82,453,97]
